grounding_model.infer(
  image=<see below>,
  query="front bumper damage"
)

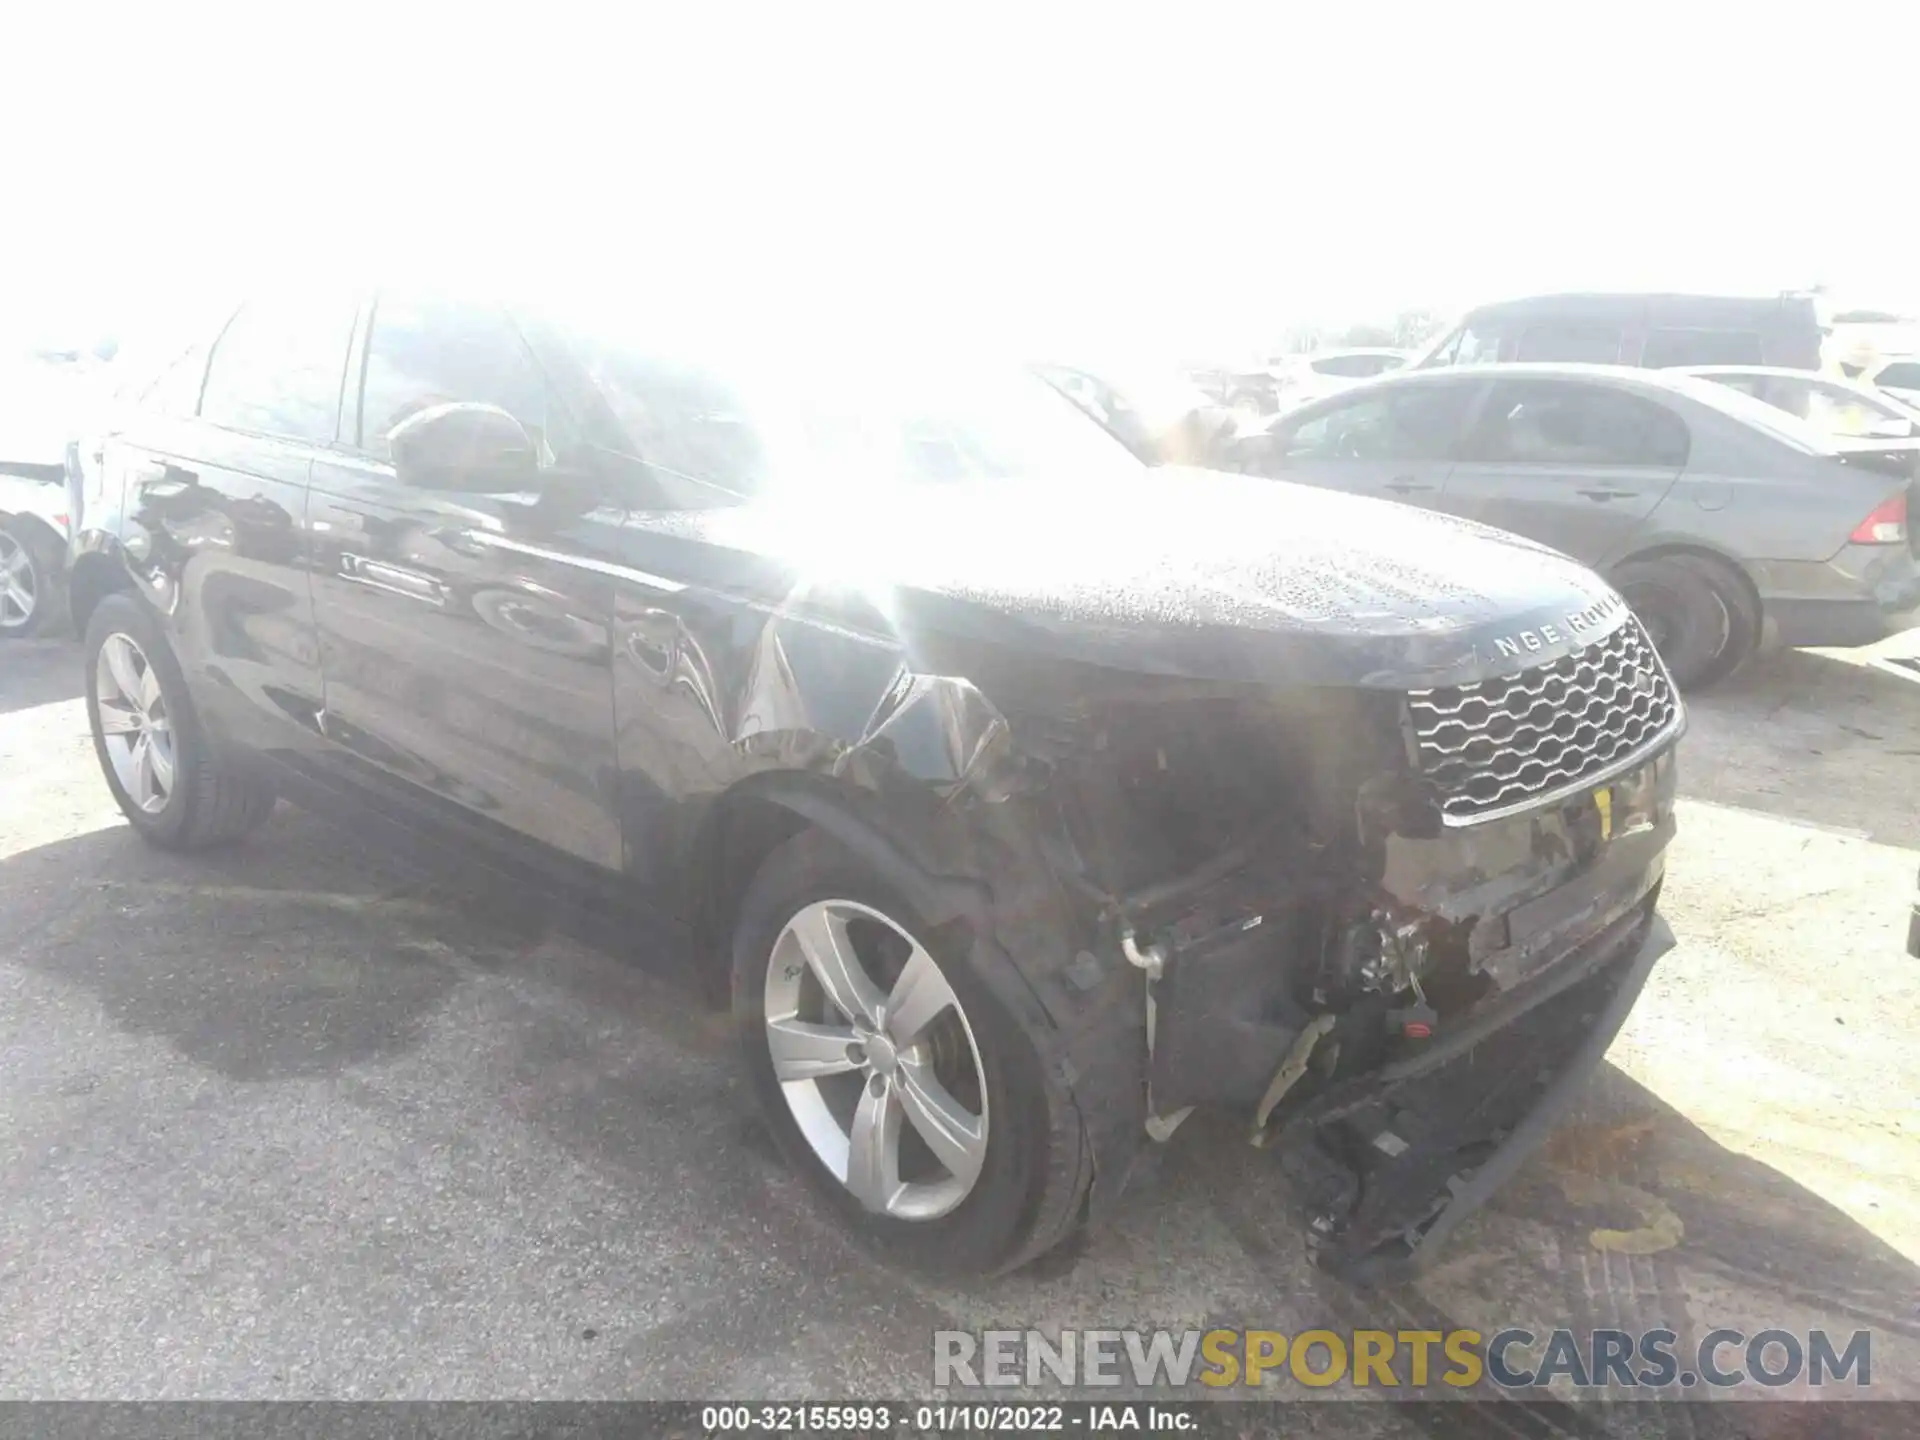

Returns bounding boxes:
[1087,731,1682,1284]
[1274,906,1673,1283]
[727,615,1686,1281]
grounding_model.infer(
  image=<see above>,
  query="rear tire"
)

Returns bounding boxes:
[1612,555,1756,690]
[0,516,70,639]
[730,827,1092,1278]
[83,593,277,849]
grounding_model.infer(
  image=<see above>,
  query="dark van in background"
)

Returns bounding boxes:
[1417,293,1824,373]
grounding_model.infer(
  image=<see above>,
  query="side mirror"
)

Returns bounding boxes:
[389,402,539,493]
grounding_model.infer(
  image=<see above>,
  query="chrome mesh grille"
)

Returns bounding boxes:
[1407,618,1678,822]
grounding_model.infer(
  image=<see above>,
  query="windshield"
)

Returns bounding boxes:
[564,338,1146,503]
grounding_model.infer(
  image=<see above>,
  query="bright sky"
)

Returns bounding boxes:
[7,2,1917,364]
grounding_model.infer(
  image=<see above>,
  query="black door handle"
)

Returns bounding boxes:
[1385,478,1435,494]
[1578,487,1637,501]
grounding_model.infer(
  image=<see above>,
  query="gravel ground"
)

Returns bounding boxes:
[2,633,1917,1432]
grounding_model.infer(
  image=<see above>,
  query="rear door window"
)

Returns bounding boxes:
[1514,324,1623,364]
[1279,384,1475,462]
[1874,361,1920,391]
[199,298,358,443]
[1465,381,1690,467]
[1642,328,1765,368]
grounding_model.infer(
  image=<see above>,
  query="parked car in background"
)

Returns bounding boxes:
[0,331,118,637]
[67,285,1685,1283]
[1681,366,1920,440]
[0,471,71,638]
[1856,356,1920,408]
[1034,362,1239,466]
[1187,349,1415,418]
[61,329,217,547]
[1274,351,1413,385]
[1417,293,1824,373]
[1185,359,1285,415]
[1268,348,1411,411]
[1222,364,1920,687]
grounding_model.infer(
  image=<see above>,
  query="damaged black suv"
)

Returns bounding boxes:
[70,288,1683,1282]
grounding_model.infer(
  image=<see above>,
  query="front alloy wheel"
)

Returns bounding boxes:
[764,899,989,1220]
[94,633,177,814]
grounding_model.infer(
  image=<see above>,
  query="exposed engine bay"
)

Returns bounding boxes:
[941,633,1682,1278]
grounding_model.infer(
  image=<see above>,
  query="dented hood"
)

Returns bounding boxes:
[637,468,1632,691]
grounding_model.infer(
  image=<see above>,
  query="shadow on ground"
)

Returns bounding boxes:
[1684,647,1920,847]
[6,802,1911,1424]
[0,637,83,716]
[1126,1063,1920,1417]
[0,808,700,1083]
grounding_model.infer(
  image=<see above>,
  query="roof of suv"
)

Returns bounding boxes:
[1461,291,1816,315]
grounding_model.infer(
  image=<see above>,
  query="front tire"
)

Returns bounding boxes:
[83,593,277,849]
[730,828,1090,1278]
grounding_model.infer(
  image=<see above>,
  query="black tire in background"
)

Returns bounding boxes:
[83,592,277,849]
[729,827,1093,1279]
[1612,554,1756,690]
[0,516,70,639]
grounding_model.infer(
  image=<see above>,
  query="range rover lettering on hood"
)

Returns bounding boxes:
[1490,592,1629,660]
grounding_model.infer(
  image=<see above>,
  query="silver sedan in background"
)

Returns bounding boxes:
[1219,363,1920,688]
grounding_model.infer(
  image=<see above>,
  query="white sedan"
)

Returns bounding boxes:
[1680,365,1920,440]
[1855,355,1920,408]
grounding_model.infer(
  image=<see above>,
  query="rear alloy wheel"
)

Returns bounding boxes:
[1613,555,1755,690]
[731,828,1096,1277]
[94,633,178,815]
[84,593,277,849]
[0,519,69,639]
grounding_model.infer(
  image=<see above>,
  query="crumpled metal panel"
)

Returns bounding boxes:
[612,581,1023,880]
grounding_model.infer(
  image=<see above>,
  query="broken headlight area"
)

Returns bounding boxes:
[979,653,1678,1272]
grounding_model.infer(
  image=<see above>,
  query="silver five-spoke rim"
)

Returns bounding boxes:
[765,898,989,1220]
[95,633,177,815]
[0,532,36,629]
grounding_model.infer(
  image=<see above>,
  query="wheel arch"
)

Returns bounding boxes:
[1610,540,1762,622]
[66,545,138,637]
[0,508,64,542]
[685,772,993,1008]
[702,770,1131,1256]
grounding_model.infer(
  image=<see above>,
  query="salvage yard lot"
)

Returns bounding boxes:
[3,635,1918,1424]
